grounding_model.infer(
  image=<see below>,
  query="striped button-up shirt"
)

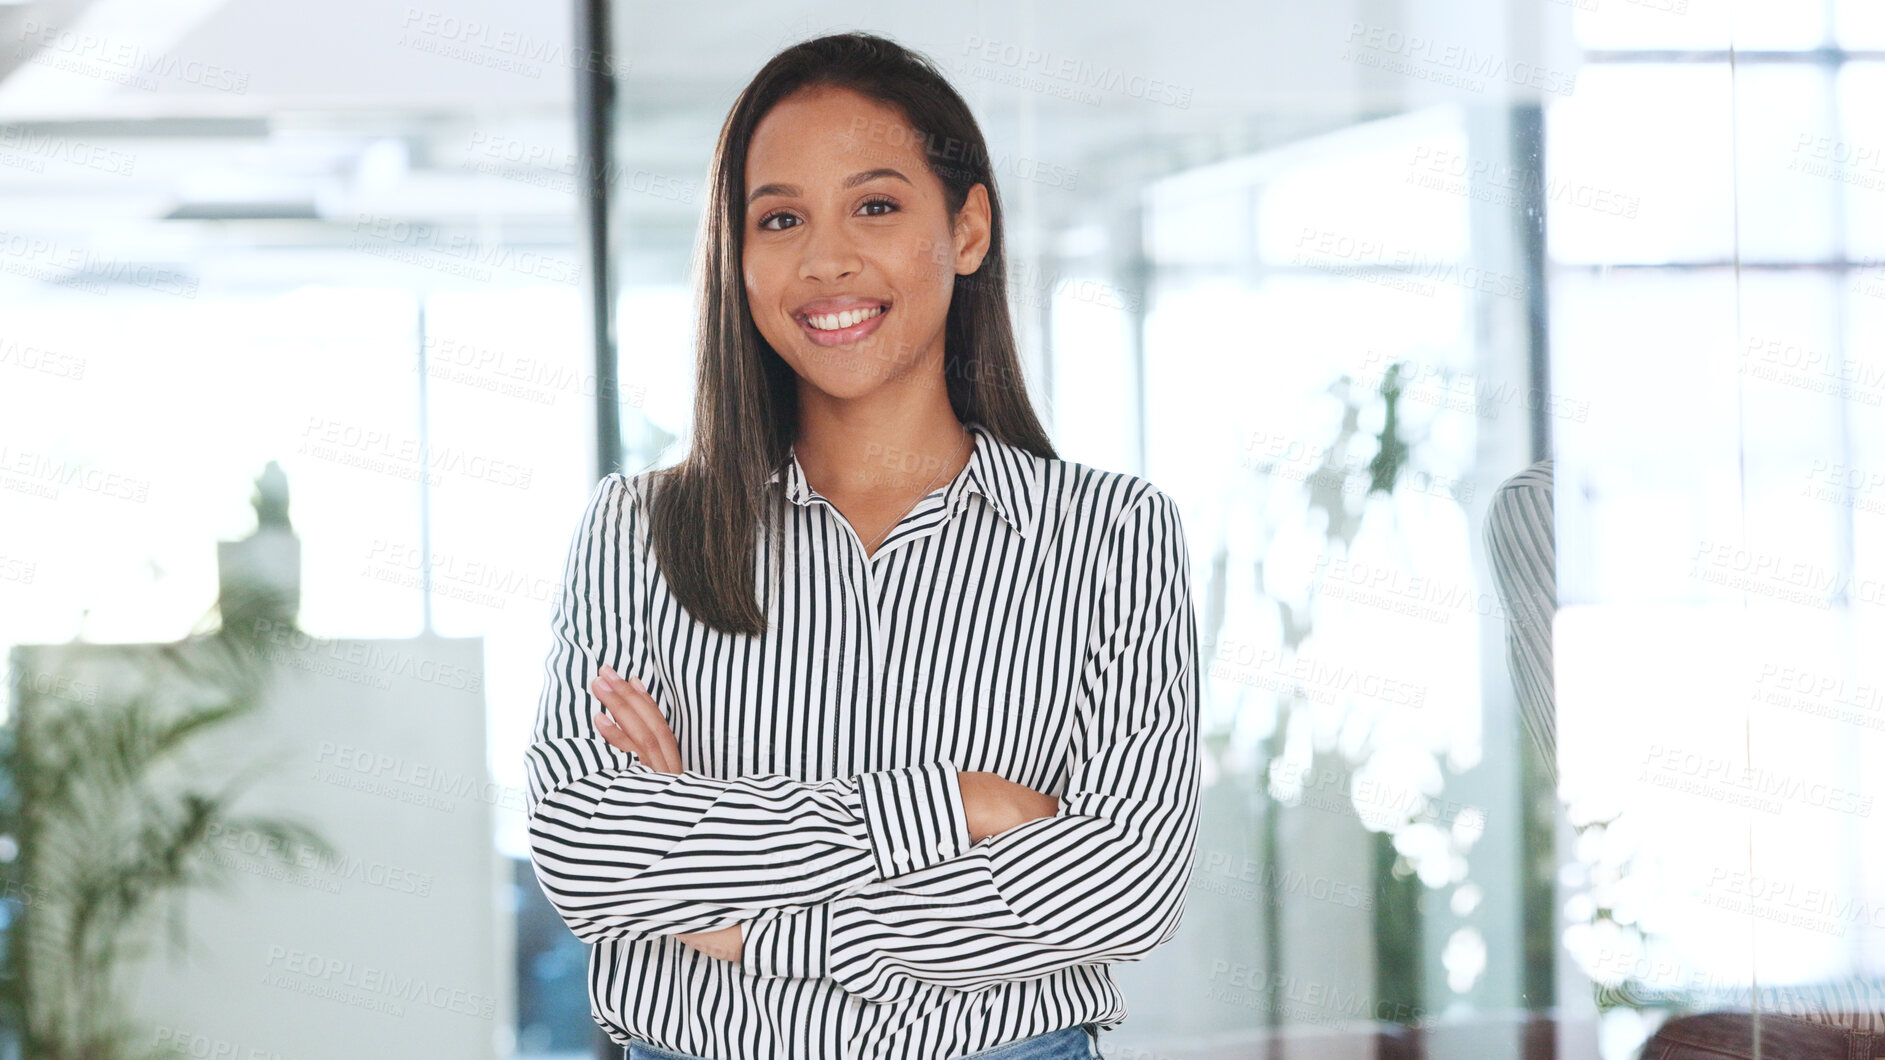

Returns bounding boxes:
[525,421,1202,1060]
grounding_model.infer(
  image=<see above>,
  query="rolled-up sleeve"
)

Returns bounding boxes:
[525,474,974,946]
[744,488,1203,999]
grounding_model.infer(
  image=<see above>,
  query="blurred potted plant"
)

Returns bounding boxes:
[1231,360,1455,1026]
[0,470,335,1060]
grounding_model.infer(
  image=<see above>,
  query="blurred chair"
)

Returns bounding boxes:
[1637,1009,1885,1059]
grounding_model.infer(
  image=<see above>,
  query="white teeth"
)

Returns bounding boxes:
[805,305,886,331]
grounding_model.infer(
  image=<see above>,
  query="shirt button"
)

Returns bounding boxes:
[892,849,911,865]
[936,839,952,856]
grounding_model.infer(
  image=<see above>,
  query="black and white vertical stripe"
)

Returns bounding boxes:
[1485,458,1556,786]
[1487,462,1885,1036]
[525,421,1203,1060]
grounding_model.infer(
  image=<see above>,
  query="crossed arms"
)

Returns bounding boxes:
[523,473,1202,1002]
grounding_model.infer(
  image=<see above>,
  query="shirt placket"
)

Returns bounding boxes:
[800,497,877,781]
[796,475,964,781]
[851,493,959,775]
[780,434,984,773]
[856,547,884,781]
[838,537,880,783]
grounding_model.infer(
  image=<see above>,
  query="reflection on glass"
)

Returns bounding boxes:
[0,1,1877,1058]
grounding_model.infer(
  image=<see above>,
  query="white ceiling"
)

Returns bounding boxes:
[0,0,1581,292]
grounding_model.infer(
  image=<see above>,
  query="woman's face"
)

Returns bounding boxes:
[741,84,990,403]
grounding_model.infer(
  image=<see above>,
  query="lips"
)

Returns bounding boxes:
[796,302,890,347]
[795,296,890,323]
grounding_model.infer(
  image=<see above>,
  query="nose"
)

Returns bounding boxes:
[797,218,862,285]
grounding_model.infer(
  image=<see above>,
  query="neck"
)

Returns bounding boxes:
[792,400,971,503]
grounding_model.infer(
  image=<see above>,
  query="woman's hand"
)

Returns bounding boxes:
[588,664,742,963]
[589,664,682,773]
[670,923,743,962]
[957,771,1060,843]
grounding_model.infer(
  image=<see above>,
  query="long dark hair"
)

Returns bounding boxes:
[643,30,1057,637]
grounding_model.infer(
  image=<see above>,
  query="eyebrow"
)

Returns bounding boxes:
[746,168,913,208]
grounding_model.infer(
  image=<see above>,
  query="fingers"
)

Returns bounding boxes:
[593,707,669,773]
[610,670,682,773]
[674,924,742,962]
[956,771,1058,841]
[1038,793,1062,821]
[956,770,990,843]
[589,672,660,766]
[589,667,683,773]
[593,708,637,756]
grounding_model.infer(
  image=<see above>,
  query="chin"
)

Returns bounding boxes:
[794,362,900,402]
[779,340,911,392]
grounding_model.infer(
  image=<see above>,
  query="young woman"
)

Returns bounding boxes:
[525,31,1201,1060]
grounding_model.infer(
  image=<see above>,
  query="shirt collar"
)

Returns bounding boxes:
[766,421,1036,538]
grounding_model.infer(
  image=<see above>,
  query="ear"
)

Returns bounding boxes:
[953,182,992,276]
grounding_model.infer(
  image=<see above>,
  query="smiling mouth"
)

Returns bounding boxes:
[796,303,891,347]
[800,304,889,331]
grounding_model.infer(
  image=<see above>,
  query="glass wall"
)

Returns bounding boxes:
[0,1,1877,1058]
[0,3,602,1056]
[600,3,1881,1060]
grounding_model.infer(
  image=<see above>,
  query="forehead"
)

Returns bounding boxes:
[746,86,926,181]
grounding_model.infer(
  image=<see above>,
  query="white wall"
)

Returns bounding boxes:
[109,633,512,1060]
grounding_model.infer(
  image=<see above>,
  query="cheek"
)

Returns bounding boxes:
[744,246,793,298]
[906,230,957,291]
[741,263,771,313]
